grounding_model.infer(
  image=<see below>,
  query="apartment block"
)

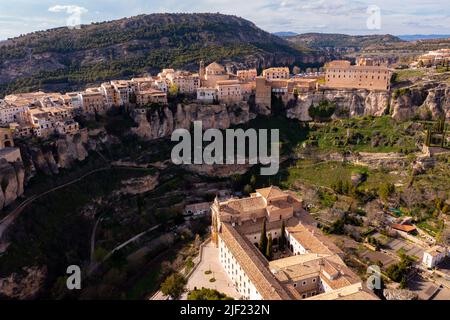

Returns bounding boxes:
[262,67,290,80]
[216,80,242,104]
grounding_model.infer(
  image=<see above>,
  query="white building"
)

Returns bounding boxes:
[422,246,448,269]
[211,186,375,300]
[196,87,217,103]
[0,102,29,125]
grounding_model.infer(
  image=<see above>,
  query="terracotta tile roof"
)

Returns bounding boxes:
[320,258,361,290]
[221,196,267,215]
[236,216,299,235]
[206,62,225,71]
[220,222,292,300]
[391,223,417,233]
[256,186,286,200]
[307,283,378,300]
[287,224,341,256]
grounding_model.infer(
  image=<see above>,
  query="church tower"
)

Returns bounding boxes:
[199,60,206,82]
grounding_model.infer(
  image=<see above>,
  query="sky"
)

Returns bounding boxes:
[0,0,449,40]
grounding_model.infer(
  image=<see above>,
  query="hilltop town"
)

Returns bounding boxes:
[0,31,449,301]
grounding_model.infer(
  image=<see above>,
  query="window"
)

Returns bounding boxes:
[312,278,316,283]
[302,281,307,286]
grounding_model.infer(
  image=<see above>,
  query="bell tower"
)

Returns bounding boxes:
[199,60,205,83]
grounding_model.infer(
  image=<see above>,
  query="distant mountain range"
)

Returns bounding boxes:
[397,34,450,41]
[275,32,450,42]
[283,33,403,49]
[273,31,299,37]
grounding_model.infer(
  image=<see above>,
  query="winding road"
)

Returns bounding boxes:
[0,166,111,241]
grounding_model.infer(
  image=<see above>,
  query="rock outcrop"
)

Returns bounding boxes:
[132,102,256,141]
[391,83,450,121]
[383,288,418,300]
[18,133,89,177]
[0,159,25,208]
[286,89,390,121]
[0,266,47,300]
[115,173,159,196]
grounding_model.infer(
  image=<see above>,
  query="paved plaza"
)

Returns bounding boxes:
[182,241,240,299]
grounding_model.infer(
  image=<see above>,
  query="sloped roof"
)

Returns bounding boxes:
[220,222,292,300]
[391,223,416,233]
[256,186,286,201]
[206,62,225,71]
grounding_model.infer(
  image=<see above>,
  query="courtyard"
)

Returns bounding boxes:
[182,241,240,300]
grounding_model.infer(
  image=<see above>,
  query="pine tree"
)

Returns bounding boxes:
[279,220,286,250]
[425,128,431,146]
[266,233,273,260]
[259,219,267,254]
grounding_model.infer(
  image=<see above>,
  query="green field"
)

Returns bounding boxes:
[303,116,420,153]
[392,69,426,83]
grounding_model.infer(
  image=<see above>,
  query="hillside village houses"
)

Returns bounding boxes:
[0,57,392,141]
[412,49,450,68]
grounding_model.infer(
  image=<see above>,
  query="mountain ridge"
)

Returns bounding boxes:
[0,13,323,97]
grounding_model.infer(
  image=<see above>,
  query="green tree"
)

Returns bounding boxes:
[266,233,273,260]
[250,174,257,187]
[399,276,408,289]
[279,220,286,250]
[187,288,233,300]
[243,184,253,195]
[378,183,395,201]
[168,84,179,96]
[259,219,268,254]
[160,272,187,299]
[308,100,336,122]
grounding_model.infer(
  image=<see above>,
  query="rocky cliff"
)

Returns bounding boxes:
[391,83,450,121]
[18,131,89,179]
[131,102,256,140]
[286,82,449,122]
[0,159,25,208]
[286,89,390,121]
[0,266,47,300]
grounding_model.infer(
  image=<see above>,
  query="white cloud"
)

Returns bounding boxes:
[0,1,449,39]
[48,5,88,15]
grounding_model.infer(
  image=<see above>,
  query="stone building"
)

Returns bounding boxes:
[202,62,230,87]
[237,69,258,82]
[79,91,106,114]
[325,60,391,91]
[211,186,376,300]
[0,128,15,148]
[262,67,290,80]
[135,89,168,106]
[196,87,218,103]
[216,80,242,104]
[255,77,272,110]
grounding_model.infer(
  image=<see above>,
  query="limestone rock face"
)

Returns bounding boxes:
[131,102,256,141]
[391,83,450,121]
[286,89,390,121]
[383,288,418,300]
[0,159,25,207]
[0,266,47,300]
[115,173,159,195]
[183,163,253,178]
